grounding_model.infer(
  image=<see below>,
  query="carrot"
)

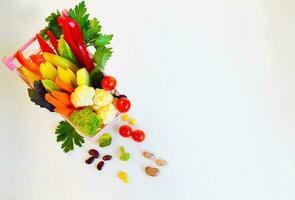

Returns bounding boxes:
[51,90,72,107]
[54,107,75,117]
[45,93,67,108]
[55,77,75,93]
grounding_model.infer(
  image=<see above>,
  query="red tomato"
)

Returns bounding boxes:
[101,76,117,90]
[116,98,131,113]
[131,130,145,142]
[119,125,133,137]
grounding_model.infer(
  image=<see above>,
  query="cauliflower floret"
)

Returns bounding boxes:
[92,89,113,110]
[96,103,118,124]
[71,85,95,108]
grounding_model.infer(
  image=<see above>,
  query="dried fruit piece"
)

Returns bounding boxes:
[118,171,129,183]
[155,159,168,167]
[88,149,99,158]
[143,151,155,160]
[85,157,95,164]
[145,167,159,177]
[97,161,105,170]
[102,155,112,161]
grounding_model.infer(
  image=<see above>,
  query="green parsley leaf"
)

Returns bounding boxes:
[69,1,89,29]
[93,47,113,69]
[55,121,85,153]
[94,34,113,47]
[45,10,62,39]
[28,81,54,112]
[82,18,101,45]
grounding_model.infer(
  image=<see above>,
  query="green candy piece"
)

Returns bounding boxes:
[57,37,78,64]
[98,133,112,147]
[119,146,130,161]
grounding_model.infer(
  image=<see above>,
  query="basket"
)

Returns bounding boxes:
[2,10,122,142]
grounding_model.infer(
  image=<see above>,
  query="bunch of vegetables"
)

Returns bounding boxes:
[15,1,131,152]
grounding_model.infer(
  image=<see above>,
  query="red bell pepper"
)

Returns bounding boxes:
[57,16,85,67]
[46,30,58,52]
[65,17,94,71]
[36,34,55,54]
[30,54,45,66]
[15,51,40,73]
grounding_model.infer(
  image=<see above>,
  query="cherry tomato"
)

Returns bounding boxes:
[119,125,133,137]
[116,98,131,113]
[101,76,117,90]
[131,130,145,142]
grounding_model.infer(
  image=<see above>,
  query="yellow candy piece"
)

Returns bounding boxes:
[129,118,137,125]
[121,114,129,121]
[118,171,129,183]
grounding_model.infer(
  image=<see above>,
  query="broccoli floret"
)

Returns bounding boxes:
[70,107,102,136]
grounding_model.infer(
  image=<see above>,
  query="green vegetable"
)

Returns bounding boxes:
[70,107,102,136]
[93,47,113,69]
[68,1,89,29]
[90,67,103,88]
[55,120,84,153]
[43,11,62,39]
[83,18,101,45]
[28,81,54,112]
[98,133,112,147]
[57,38,78,64]
[119,146,130,161]
[41,79,61,92]
[94,34,113,47]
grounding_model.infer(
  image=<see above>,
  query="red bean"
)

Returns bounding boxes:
[88,149,99,158]
[97,161,105,170]
[102,155,112,161]
[85,157,95,164]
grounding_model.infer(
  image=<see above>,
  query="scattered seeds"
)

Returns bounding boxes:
[155,159,168,167]
[88,149,99,158]
[118,171,129,183]
[143,151,155,160]
[103,155,112,161]
[97,161,105,170]
[85,157,95,164]
[145,166,160,177]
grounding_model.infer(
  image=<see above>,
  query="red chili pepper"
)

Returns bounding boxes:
[46,30,58,52]
[65,17,94,71]
[36,34,55,54]
[15,51,40,73]
[57,15,85,67]
[30,54,45,66]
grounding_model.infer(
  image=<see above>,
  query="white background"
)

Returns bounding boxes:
[1,0,295,199]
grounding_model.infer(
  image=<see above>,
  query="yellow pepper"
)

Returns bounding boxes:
[43,52,79,72]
